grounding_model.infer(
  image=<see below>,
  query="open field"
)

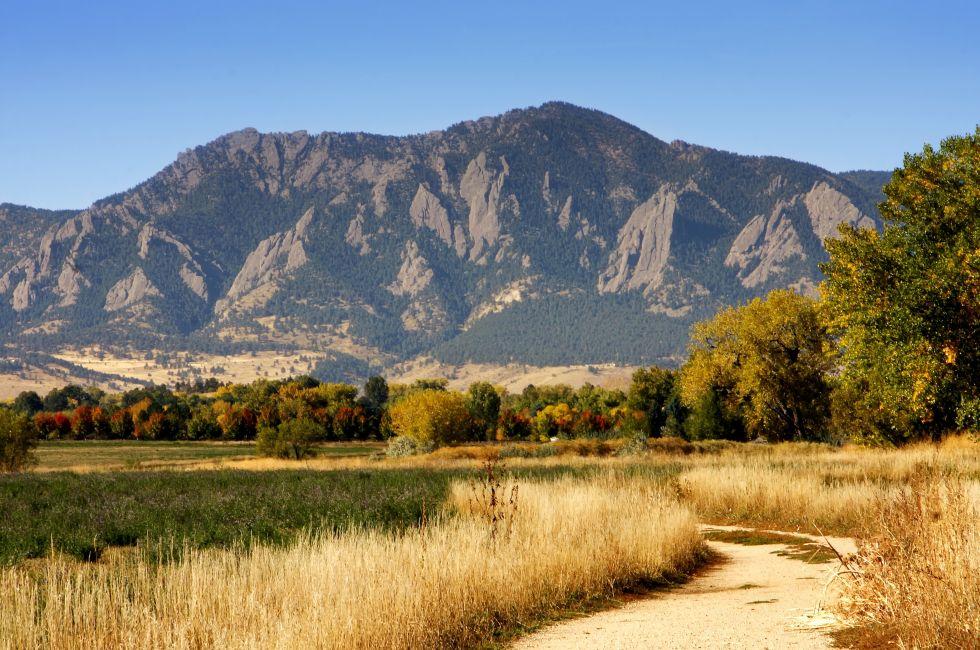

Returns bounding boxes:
[34,440,380,472]
[0,438,977,647]
[388,357,640,392]
[0,475,703,648]
[52,348,325,387]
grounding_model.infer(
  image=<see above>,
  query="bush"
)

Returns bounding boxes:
[388,390,477,446]
[385,436,435,458]
[0,408,39,473]
[256,418,320,459]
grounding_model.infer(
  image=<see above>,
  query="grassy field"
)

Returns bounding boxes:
[1,437,977,648]
[0,467,454,563]
[34,440,381,472]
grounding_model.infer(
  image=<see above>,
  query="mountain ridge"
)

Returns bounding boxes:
[0,102,886,380]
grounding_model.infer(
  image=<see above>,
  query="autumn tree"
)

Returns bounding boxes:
[679,290,834,442]
[388,389,475,446]
[822,129,980,441]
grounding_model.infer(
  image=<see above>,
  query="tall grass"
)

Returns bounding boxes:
[834,474,980,648]
[677,462,883,535]
[0,476,703,649]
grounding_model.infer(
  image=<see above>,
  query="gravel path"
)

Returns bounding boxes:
[512,526,856,650]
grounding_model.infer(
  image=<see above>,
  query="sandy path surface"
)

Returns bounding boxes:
[512,526,856,650]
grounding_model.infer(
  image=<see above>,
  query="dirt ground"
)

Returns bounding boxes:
[512,526,857,650]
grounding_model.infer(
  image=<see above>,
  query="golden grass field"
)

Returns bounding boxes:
[2,437,978,648]
[0,476,703,649]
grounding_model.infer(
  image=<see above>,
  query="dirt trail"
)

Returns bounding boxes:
[512,525,856,650]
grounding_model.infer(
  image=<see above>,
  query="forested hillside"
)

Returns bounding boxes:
[0,103,884,377]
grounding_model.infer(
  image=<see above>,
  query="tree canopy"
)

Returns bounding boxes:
[679,290,834,442]
[822,128,980,442]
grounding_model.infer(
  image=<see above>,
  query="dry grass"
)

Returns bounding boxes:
[677,462,883,535]
[0,475,703,649]
[834,474,980,649]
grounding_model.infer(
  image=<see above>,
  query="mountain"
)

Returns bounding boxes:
[0,102,885,379]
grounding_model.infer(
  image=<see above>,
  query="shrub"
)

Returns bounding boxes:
[388,390,476,446]
[256,418,320,459]
[0,409,39,473]
[384,435,435,458]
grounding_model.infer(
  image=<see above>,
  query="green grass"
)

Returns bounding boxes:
[0,461,667,565]
[0,468,454,563]
[35,440,381,471]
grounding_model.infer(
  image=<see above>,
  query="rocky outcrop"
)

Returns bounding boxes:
[804,181,877,241]
[598,185,677,294]
[460,152,508,261]
[388,241,433,297]
[557,197,573,230]
[725,199,805,287]
[105,268,161,312]
[216,207,315,313]
[409,184,459,253]
[137,223,195,262]
[179,264,208,300]
[345,210,371,255]
[55,257,90,307]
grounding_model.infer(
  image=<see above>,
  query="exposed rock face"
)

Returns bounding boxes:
[345,210,371,255]
[804,181,877,241]
[216,207,315,313]
[105,268,161,312]
[725,199,806,287]
[409,184,457,252]
[55,258,90,306]
[557,197,573,230]
[179,264,208,300]
[137,223,195,262]
[460,152,508,261]
[388,241,433,297]
[599,185,677,294]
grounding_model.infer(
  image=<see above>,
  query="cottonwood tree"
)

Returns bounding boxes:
[822,129,980,441]
[0,408,39,473]
[679,290,834,442]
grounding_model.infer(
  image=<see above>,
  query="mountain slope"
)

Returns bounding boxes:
[0,103,886,373]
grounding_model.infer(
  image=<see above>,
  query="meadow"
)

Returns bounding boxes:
[1,437,977,648]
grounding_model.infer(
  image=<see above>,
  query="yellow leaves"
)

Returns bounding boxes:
[943,346,958,365]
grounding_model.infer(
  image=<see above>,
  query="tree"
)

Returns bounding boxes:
[684,388,745,441]
[627,367,676,437]
[12,391,43,416]
[363,376,389,412]
[257,418,319,459]
[388,389,475,446]
[822,129,980,442]
[467,382,501,439]
[0,408,39,473]
[186,411,222,440]
[679,290,834,442]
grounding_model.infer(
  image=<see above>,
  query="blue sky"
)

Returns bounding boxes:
[2,0,978,209]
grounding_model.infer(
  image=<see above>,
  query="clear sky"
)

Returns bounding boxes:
[2,0,978,210]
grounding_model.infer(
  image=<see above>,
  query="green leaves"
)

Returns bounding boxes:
[822,128,980,440]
